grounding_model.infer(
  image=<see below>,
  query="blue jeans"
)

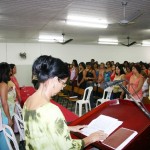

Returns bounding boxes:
[0,116,9,150]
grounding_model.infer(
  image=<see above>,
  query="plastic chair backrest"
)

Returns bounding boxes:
[82,86,93,101]
[3,124,19,150]
[14,113,25,141]
[15,102,23,119]
[102,87,113,100]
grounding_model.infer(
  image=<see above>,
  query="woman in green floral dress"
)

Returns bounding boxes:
[23,55,107,150]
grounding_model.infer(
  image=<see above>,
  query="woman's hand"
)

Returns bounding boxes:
[89,130,108,143]
[8,118,13,127]
[83,130,108,147]
[68,125,87,133]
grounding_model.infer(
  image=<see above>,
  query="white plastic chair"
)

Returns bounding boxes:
[14,113,25,141]
[3,124,19,150]
[15,102,23,119]
[96,87,113,106]
[75,86,93,117]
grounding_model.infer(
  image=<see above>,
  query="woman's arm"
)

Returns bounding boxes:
[83,130,107,147]
[68,125,108,147]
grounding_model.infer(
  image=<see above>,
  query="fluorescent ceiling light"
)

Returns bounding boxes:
[98,41,118,45]
[66,15,108,28]
[142,41,150,46]
[38,35,63,42]
[98,38,118,45]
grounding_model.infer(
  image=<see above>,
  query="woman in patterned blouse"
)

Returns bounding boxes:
[23,55,107,150]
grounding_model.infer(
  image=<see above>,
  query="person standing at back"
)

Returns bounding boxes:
[77,62,86,89]
[128,64,144,102]
[9,63,21,134]
[23,55,107,150]
[69,59,79,95]
[9,64,21,103]
[0,62,13,150]
[85,62,97,108]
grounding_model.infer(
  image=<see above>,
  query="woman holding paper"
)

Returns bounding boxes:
[23,55,107,150]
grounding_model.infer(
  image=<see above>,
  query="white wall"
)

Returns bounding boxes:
[0,43,150,86]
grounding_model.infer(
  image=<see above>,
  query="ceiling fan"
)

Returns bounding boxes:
[119,1,143,25]
[109,1,143,27]
[56,33,73,45]
[120,36,136,47]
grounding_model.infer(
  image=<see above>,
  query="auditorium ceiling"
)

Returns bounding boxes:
[0,0,149,45]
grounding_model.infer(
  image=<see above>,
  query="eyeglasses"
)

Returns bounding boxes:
[58,78,67,87]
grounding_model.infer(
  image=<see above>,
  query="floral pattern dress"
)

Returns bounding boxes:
[23,102,84,150]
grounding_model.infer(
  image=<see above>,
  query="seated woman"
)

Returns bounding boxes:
[23,55,107,150]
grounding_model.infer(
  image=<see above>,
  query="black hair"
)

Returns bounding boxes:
[9,64,15,69]
[79,62,86,69]
[0,62,10,83]
[72,59,78,67]
[115,64,125,75]
[86,62,91,66]
[133,64,142,73]
[32,55,70,83]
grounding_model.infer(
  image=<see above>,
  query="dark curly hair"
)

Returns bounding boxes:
[133,64,142,73]
[32,55,70,82]
[0,62,10,83]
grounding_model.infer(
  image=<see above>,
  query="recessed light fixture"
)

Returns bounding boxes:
[98,38,118,45]
[66,15,108,28]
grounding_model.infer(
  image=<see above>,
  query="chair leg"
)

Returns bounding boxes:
[88,103,91,111]
[75,102,78,114]
[79,104,82,117]
[96,100,100,106]
[85,104,88,113]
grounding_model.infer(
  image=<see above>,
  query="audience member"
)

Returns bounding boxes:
[85,62,97,108]
[125,65,133,83]
[9,64,21,103]
[111,65,125,99]
[0,62,13,150]
[110,64,116,81]
[9,63,21,133]
[104,61,112,82]
[77,62,86,89]
[97,62,105,86]
[69,59,79,94]
[128,64,144,101]
[141,71,149,98]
